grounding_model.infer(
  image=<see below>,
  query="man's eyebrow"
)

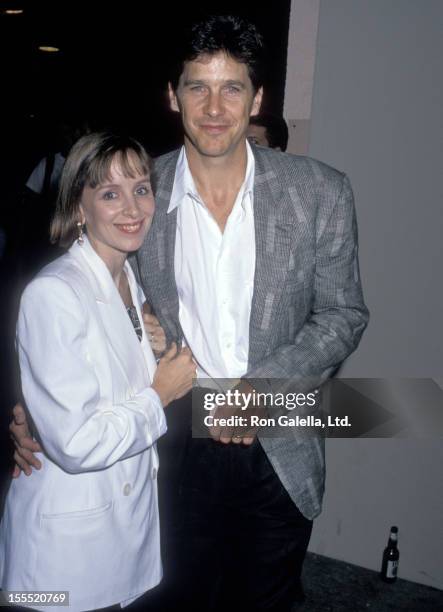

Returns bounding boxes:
[182,79,247,88]
[183,79,206,87]
[224,80,246,88]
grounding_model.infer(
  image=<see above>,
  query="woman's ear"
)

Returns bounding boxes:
[78,205,86,226]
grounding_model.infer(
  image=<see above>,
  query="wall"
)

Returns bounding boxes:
[284,0,320,153]
[285,0,443,589]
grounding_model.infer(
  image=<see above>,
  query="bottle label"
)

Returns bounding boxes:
[386,560,398,578]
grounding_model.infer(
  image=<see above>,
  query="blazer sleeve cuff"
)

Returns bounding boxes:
[138,387,167,444]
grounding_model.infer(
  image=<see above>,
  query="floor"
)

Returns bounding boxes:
[1,440,442,612]
[297,553,443,612]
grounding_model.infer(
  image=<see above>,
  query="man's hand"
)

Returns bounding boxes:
[143,312,167,356]
[9,403,42,477]
[208,381,262,446]
[209,403,257,446]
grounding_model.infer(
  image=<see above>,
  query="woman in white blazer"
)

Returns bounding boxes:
[0,133,196,611]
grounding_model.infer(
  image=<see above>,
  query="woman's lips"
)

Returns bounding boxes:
[114,221,144,234]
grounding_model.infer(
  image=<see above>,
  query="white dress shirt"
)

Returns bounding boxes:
[169,142,256,381]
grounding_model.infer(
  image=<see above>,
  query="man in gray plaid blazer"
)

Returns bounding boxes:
[133,14,368,612]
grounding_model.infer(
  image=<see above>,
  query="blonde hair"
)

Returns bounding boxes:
[50,132,152,248]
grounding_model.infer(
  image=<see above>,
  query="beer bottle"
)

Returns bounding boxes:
[380,526,399,582]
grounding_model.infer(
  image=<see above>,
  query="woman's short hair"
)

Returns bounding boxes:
[50,132,153,248]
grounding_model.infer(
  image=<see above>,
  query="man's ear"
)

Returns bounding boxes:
[250,87,263,117]
[168,83,180,113]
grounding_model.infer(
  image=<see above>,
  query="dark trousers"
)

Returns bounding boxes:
[145,393,313,612]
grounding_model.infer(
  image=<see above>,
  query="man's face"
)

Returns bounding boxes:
[169,52,262,159]
[246,124,270,147]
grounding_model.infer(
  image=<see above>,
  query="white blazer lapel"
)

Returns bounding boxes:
[70,238,152,393]
[124,260,158,382]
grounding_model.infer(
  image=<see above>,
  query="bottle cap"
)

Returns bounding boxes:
[391,526,398,533]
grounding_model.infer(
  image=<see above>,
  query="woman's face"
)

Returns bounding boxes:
[79,154,154,269]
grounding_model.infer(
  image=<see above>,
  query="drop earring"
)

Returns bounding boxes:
[77,221,84,245]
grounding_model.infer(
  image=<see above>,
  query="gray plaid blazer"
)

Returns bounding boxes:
[133,145,369,519]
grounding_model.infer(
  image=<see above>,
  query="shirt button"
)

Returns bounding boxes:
[123,483,132,496]
[152,467,157,480]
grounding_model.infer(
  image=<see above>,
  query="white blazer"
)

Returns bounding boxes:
[0,237,167,611]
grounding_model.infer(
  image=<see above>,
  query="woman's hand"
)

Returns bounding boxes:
[9,403,42,477]
[143,313,167,355]
[152,343,196,407]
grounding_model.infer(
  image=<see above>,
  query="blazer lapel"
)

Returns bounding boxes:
[71,239,149,393]
[125,262,158,383]
[137,151,182,343]
[132,151,183,343]
[248,147,304,366]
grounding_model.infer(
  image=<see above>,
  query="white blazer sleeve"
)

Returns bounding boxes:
[17,275,167,474]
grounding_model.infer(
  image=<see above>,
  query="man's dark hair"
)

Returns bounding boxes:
[169,15,265,93]
[249,112,289,151]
